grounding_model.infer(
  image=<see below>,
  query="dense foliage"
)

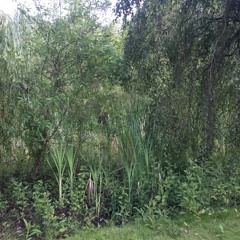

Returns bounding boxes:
[0,0,240,239]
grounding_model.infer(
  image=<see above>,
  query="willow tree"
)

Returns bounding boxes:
[116,0,240,166]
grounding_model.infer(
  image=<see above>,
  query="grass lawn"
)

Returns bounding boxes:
[66,209,240,240]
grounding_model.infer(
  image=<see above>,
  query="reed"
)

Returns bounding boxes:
[90,156,104,217]
[118,101,155,205]
[48,145,66,208]
[66,146,77,198]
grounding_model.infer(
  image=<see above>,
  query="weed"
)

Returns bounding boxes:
[22,218,42,240]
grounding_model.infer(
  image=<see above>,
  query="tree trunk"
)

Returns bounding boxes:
[204,72,215,154]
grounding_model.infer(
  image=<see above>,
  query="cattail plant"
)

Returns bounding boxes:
[118,99,155,206]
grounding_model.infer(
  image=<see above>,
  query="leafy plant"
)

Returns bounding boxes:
[179,160,206,213]
[32,181,55,227]
[22,218,42,240]
[0,192,7,215]
[69,170,88,219]
[9,179,29,216]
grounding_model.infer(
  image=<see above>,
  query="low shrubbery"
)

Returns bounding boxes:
[1,152,239,239]
[1,106,240,239]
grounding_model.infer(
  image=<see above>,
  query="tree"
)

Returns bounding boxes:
[117,0,240,165]
[0,11,22,169]
[0,0,124,176]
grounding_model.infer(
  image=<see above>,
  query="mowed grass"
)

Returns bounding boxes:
[66,209,240,240]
